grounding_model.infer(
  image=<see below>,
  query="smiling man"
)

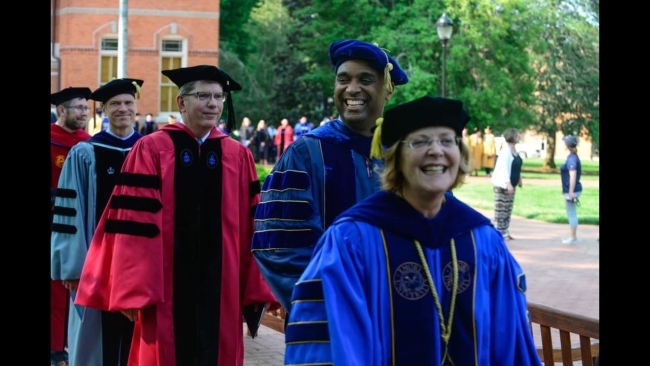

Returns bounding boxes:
[74,65,278,366]
[51,78,144,366]
[251,39,409,325]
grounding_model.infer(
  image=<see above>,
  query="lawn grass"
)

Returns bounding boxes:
[521,158,599,176]
[257,159,599,226]
[452,180,599,225]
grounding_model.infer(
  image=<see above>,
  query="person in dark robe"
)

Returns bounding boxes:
[74,65,279,366]
[52,78,144,366]
[50,86,93,366]
[139,113,158,135]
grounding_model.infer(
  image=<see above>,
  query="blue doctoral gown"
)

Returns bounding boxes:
[251,119,384,312]
[285,191,542,366]
[51,130,142,365]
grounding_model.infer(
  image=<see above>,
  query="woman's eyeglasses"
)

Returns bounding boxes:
[402,136,461,151]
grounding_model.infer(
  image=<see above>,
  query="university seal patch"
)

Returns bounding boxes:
[443,260,472,294]
[394,262,430,300]
[206,151,219,169]
[181,149,193,166]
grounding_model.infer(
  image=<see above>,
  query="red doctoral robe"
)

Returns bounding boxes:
[50,123,91,351]
[75,123,278,366]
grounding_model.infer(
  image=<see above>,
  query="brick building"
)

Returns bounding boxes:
[50,0,221,124]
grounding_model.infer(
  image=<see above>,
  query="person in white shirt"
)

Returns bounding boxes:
[490,128,523,240]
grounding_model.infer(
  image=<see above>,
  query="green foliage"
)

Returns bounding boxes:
[220,0,260,64]
[220,0,311,128]
[217,0,599,145]
[445,0,538,132]
[256,164,273,183]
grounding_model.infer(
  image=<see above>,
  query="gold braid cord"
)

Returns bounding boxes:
[415,238,458,365]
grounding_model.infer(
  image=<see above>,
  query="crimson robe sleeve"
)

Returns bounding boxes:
[75,138,165,311]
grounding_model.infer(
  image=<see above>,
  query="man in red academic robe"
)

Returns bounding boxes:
[50,87,92,366]
[75,65,279,366]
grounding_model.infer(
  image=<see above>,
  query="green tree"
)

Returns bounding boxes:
[527,0,599,168]
[280,0,386,120]
[219,0,260,64]
[220,0,304,128]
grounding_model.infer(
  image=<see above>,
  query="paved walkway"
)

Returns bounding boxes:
[243,189,600,365]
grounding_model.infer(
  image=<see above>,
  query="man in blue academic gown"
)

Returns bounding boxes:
[251,39,409,320]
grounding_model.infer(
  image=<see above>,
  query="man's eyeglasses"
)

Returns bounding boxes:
[183,92,228,102]
[403,136,462,151]
[65,105,90,112]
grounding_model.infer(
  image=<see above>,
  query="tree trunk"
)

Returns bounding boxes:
[544,134,556,169]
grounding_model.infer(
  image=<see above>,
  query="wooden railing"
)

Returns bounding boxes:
[262,302,600,365]
[528,302,599,365]
[261,307,286,334]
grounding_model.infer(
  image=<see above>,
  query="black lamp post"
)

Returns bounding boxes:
[436,13,454,97]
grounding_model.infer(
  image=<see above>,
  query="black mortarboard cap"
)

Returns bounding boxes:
[329,39,409,91]
[50,87,92,106]
[90,78,144,103]
[370,96,471,158]
[161,65,243,132]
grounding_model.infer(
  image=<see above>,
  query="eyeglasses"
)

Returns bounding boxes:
[402,136,461,151]
[65,105,90,112]
[183,92,228,102]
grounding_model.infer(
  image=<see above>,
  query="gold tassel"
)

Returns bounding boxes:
[383,62,394,93]
[370,117,384,159]
[373,43,394,93]
[132,81,141,100]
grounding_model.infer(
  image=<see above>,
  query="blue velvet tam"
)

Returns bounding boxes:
[370,96,471,158]
[329,39,409,86]
[90,78,144,103]
[50,87,92,106]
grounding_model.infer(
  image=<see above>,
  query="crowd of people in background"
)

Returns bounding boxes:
[229,114,338,165]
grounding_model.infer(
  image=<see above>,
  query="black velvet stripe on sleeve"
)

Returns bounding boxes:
[52,223,77,234]
[118,172,162,190]
[55,188,77,198]
[285,322,331,344]
[109,195,163,213]
[53,206,76,217]
[104,219,160,238]
[292,280,324,302]
[250,180,261,197]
